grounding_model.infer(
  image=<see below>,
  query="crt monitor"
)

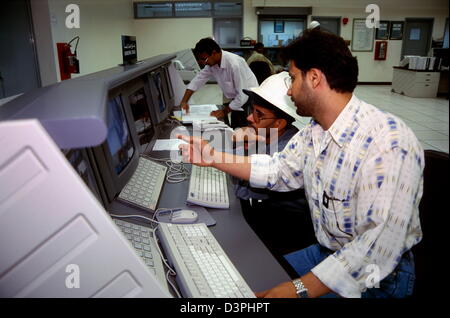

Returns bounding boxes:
[89,87,140,205]
[120,77,156,152]
[161,63,175,111]
[147,67,171,124]
[63,148,105,206]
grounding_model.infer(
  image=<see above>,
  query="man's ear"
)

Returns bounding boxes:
[308,68,322,89]
[273,118,287,130]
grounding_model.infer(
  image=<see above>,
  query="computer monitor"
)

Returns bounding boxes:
[120,77,156,152]
[161,64,175,111]
[89,87,140,205]
[63,148,105,206]
[147,67,171,124]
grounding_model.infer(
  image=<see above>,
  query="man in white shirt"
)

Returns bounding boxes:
[180,38,258,129]
[178,29,424,298]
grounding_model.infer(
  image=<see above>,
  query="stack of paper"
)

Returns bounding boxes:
[173,104,219,123]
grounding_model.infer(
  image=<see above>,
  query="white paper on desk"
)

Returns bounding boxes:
[182,115,217,123]
[175,104,219,123]
[186,104,218,115]
[153,139,188,151]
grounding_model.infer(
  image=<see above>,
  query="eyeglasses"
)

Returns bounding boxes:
[284,76,292,89]
[198,55,209,64]
[250,106,277,123]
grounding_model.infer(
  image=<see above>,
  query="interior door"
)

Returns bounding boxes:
[0,0,41,99]
[311,16,341,35]
[401,18,434,59]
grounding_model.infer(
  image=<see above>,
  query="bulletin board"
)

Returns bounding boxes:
[351,18,375,51]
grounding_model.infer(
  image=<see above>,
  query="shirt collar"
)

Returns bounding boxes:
[217,50,229,69]
[327,94,361,148]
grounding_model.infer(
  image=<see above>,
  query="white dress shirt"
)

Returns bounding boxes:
[249,95,424,298]
[186,51,258,111]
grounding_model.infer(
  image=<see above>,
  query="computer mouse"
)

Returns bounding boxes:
[170,209,198,224]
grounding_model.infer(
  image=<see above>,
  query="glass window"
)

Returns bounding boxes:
[214,18,242,47]
[135,3,173,18]
[213,1,242,17]
[260,19,305,47]
[175,2,212,17]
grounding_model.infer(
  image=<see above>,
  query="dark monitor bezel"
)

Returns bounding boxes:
[89,85,140,204]
[147,66,172,125]
[161,63,175,111]
[119,76,157,153]
[63,147,107,207]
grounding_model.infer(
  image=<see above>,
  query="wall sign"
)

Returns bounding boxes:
[351,18,375,51]
[390,21,404,40]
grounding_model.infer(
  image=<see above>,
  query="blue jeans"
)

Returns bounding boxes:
[284,243,415,298]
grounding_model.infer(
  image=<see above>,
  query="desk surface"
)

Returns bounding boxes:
[107,122,291,293]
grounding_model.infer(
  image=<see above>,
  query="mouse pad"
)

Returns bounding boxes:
[155,206,216,227]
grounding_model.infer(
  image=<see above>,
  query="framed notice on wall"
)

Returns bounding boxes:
[390,21,404,40]
[376,21,390,40]
[351,18,375,51]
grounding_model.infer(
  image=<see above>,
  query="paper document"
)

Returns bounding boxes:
[186,104,218,114]
[153,139,188,151]
[174,104,219,123]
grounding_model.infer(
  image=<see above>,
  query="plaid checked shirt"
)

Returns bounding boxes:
[249,95,424,297]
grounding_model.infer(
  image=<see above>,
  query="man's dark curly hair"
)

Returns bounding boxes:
[282,29,359,93]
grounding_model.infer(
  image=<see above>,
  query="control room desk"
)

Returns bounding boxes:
[107,123,291,294]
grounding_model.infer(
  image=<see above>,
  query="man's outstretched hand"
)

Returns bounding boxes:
[177,134,216,167]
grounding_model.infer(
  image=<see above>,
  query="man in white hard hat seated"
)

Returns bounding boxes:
[308,20,321,30]
[231,72,316,268]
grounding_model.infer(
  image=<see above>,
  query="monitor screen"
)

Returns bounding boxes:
[106,95,135,175]
[127,87,155,147]
[121,35,137,65]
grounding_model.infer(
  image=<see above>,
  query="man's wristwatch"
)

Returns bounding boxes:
[292,278,309,298]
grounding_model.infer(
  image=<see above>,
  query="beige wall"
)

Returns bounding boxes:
[134,18,213,60]
[46,0,135,81]
[246,0,448,82]
[35,0,448,84]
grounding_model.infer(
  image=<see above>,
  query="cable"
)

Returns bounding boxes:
[166,270,182,298]
[68,36,80,54]
[110,211,183,297]
[142,155,190,183]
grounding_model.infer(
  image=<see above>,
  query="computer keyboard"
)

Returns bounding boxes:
[118,156,167,211]
[187,165,229,209]
[157,222,255,298]
[113,218,169,291]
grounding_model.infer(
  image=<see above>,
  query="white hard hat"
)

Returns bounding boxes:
[309,21,320,29]
[243,72,302,123]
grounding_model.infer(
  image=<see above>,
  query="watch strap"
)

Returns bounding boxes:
[292,278,309,298]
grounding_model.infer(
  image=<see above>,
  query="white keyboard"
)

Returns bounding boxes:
[157,222,255,298]
[187,165,229,209]
[118,156,167,211]
[113,218,169,291]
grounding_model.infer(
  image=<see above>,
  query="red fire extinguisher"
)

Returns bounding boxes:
[57,36,80,81]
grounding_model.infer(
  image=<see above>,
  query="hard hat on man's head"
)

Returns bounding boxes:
[243,72,302,123]
[309,21,321,29]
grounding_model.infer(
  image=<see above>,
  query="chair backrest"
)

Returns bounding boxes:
[249,61,272,85]
[412,149,449,297]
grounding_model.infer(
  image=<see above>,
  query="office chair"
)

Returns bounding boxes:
[412,149,449,298]
[249,61,272,85]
